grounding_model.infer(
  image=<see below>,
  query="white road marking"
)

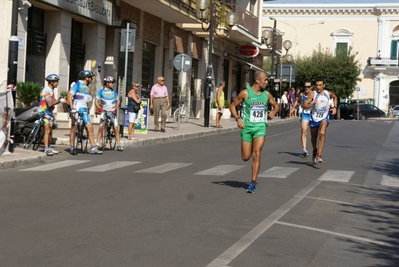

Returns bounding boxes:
[206,180,321,267]
[381,175,399,187]
[78,161,140,172]
[195,165,245,176]
[258,166,299,178]
[135,163,192,173]
[317,170,354,182]
[276,221,399,248]
[20,160,90,171]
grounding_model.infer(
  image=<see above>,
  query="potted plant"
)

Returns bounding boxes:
[16,81,42,107]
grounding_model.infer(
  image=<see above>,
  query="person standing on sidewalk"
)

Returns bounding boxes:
[230,71,280,193]
[149,76,170,132]
[95,76,123,151]
[294,81,312,157]
[127,82,141,140]
[281,91,288,119]
[215,81,225,128]
[302,77,337,163]
[68,70,102,154]
[38,74,66,156]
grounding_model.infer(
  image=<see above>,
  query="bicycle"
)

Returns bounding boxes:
[173,99,190,123]
[23,112,45,151]
[99,110,116,151]
[71,110,89,155]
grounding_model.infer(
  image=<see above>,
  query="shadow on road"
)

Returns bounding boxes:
[212,180,248,189]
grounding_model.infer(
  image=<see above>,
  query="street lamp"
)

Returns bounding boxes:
[197,0,238,127]
[261,17,292,103]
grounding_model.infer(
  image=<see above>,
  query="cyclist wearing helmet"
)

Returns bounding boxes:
[38,74,66,156]
[95,76,123,151]
[68,70,103,154]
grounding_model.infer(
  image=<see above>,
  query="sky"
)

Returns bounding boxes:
[266,0,399,3]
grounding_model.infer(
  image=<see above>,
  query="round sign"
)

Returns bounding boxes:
[173,54,192,72]
[238,45,259,58]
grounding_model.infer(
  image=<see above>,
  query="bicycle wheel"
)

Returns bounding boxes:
[101,122,107,152]
[174,108,190,123]
[23,123,40,150]
[107,125,117,150]
[73,124,88,155]
[32,124,44,151]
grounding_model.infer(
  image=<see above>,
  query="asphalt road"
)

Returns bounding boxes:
[1,120,399,267]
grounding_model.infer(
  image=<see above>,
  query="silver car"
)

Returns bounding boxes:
[393,105,399,117]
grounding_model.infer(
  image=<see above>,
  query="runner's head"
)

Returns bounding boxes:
[315,78,325,93]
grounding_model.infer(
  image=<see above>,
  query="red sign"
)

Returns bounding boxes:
[238,45,259,58]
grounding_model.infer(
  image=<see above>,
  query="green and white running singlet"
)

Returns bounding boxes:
[240,85,268,142]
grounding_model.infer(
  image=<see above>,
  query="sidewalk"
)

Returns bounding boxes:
[0,115,297,169]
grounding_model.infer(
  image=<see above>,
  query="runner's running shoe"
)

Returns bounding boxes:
[312,149,317,163]
[117,145,123,151]
[302,148,308,157]
[50,148,59,154]
[247,183,256,194]
[316,154,323,163]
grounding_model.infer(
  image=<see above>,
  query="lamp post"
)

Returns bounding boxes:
[197,0,238,127]
[7,0,19,153]
[262,17,293,101]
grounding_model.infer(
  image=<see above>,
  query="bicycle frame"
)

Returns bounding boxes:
[100,111,116,151]
[71,111,88,155]
[23,112,45,150]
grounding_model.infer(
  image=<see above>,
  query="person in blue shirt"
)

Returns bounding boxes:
[95,76,123,151]
[68,70,102,154]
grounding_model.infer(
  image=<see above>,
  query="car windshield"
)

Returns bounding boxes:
[394,106,399,110]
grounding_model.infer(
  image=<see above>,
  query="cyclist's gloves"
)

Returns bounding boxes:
[70,108,77,114]
[58,97,66,103]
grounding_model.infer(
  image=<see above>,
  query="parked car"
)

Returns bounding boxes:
[393,105,399,118]
[345,103,386,120]
[331,102,349,120]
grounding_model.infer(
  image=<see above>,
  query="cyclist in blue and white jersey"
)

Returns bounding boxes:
[302,78,337,164]
[95,76,123,151]
[294,81,313,157]
[67,70,102,154]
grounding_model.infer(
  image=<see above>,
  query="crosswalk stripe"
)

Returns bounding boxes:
[78,161,141,172]
[258,167,300,178]
[317,170,354,182]
[135,163,192,173]
[381,175,399,188]
[20,160,90,171]
[195,165,245,176]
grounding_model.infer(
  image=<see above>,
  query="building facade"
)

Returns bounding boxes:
[263,2,399,112]
[2,0,267,125]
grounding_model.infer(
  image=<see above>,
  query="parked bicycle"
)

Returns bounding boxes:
[70,110,88,155]
[99,110,116,151]
[173,99,190,123]
[23,112,45,151]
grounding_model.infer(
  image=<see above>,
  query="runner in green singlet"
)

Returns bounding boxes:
[230,71,280,193]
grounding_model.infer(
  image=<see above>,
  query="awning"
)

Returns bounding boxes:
[226,53,265,73]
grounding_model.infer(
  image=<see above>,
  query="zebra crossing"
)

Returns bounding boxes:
[18,160,399,188]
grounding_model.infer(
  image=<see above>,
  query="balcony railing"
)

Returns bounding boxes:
[225,3,258,38]
[367,57,399,67]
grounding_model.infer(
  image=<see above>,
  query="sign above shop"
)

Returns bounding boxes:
[41,0,113,25]
[238,45,259,58]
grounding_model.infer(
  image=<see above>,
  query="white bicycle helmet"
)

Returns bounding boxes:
[45,74,60,82]
[103,76,116,83]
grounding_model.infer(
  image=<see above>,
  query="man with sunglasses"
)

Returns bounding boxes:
[294,81,313,157]
[95,76,123,151]
[302,78,337,164]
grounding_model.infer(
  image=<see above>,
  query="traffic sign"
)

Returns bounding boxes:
[356,87,360,92]
[173,54,192,72]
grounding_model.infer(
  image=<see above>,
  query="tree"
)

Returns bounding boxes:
[294,45,361,99]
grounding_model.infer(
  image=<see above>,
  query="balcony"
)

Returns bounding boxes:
[365,57,399,74]
[122,0,260,44]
